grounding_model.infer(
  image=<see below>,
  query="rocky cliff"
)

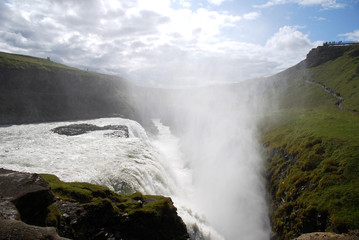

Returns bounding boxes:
[0,52,133,124]
[0,168,189,240]
[304,45,353,68]
[0,51,160,134]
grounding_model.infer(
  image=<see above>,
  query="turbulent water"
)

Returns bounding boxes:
[0,115,270,240]
[0,117,224,239]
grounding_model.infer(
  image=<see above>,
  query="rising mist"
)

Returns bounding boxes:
[134,79,275,239]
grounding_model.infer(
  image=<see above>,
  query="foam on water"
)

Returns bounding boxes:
[0,117,223,240]
[0,118,161,194]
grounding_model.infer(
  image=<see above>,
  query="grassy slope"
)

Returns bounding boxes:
[260,45,359,239]
[0,51,137,124]
[0,52,76,70]
[0,51,116,76]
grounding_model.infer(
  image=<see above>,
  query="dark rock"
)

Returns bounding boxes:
[52,123,129,137]
[305,46,351,68]
[52,195,189,240]
[0,219,69,240]
[0,200,20,221]
[293,231,359,240]
[0,168,54,225]
[0,169,67,239]
[52,123,102,135]
[104,130,128,138]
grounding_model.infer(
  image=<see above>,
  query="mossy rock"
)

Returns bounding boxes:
[40,174,189,240]
[45,203,61,227]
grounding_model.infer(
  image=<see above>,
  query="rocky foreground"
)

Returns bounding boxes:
[293,232,359,240]
[0,168,189,240]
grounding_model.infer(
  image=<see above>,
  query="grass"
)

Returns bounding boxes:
[262,108,359,239]
[0,51,131,85]
[261,45,359,239]
[0,51,77,71]
[307,46,359,111]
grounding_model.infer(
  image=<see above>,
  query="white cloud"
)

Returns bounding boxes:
[207,0,226,6]
[128,25,320,87]
[242,11,261,20]
[0,0,321,87]
[312,16,326,21]
[158,8,241,42]
[178,0,191,8]
[264,26,321,69]
[254,0,345,9]
[339,30,359,41]
[266,25,312,50]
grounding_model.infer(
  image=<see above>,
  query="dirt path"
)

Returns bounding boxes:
[305,80,345,110]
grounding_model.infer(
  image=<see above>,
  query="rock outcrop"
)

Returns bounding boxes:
[52,123,129,137]
[0,168,67,240]
[305,46,352,68]
[0,168,53,225]
[41,174,189,240]
[0,219,69,240]
[293,232,359,240]
[0,169,189,240]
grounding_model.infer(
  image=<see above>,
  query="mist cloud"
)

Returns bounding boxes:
[0,0,320,87]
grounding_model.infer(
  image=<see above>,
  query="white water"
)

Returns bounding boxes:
[161,85,271,240]
[0,117,224,239]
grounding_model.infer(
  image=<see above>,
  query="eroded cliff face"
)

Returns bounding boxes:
[304,46,352,68]
[263,139,359,240]
[0,169,189,240]
[0,66,135,125]
[0,51,160,134]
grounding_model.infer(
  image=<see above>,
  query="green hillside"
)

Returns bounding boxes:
[0,51,137,125]
[0,52,79,70]
[261,44,359,239]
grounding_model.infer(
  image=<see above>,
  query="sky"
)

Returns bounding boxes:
[0,0,358,87]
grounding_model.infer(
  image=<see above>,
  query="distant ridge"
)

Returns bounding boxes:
[0,51,137,125]
[322,41,359,46]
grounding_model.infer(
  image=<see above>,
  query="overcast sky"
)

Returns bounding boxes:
[1,0,358,87]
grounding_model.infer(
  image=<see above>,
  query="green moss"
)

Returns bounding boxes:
[45,203,61,227]
[40,174,177,220]
[41,174,111,203]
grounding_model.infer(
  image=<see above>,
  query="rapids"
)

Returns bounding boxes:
[0,117,223,240]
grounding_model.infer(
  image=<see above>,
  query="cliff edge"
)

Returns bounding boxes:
[0,168,189,240]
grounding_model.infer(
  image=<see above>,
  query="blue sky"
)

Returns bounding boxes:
[0,0,358,87]
[171,0,359,44]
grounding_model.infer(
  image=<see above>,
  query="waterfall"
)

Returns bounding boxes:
[0,94,271,240]
[0,117,223,239]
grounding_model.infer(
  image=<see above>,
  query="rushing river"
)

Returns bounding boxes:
[0,117,224,239]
